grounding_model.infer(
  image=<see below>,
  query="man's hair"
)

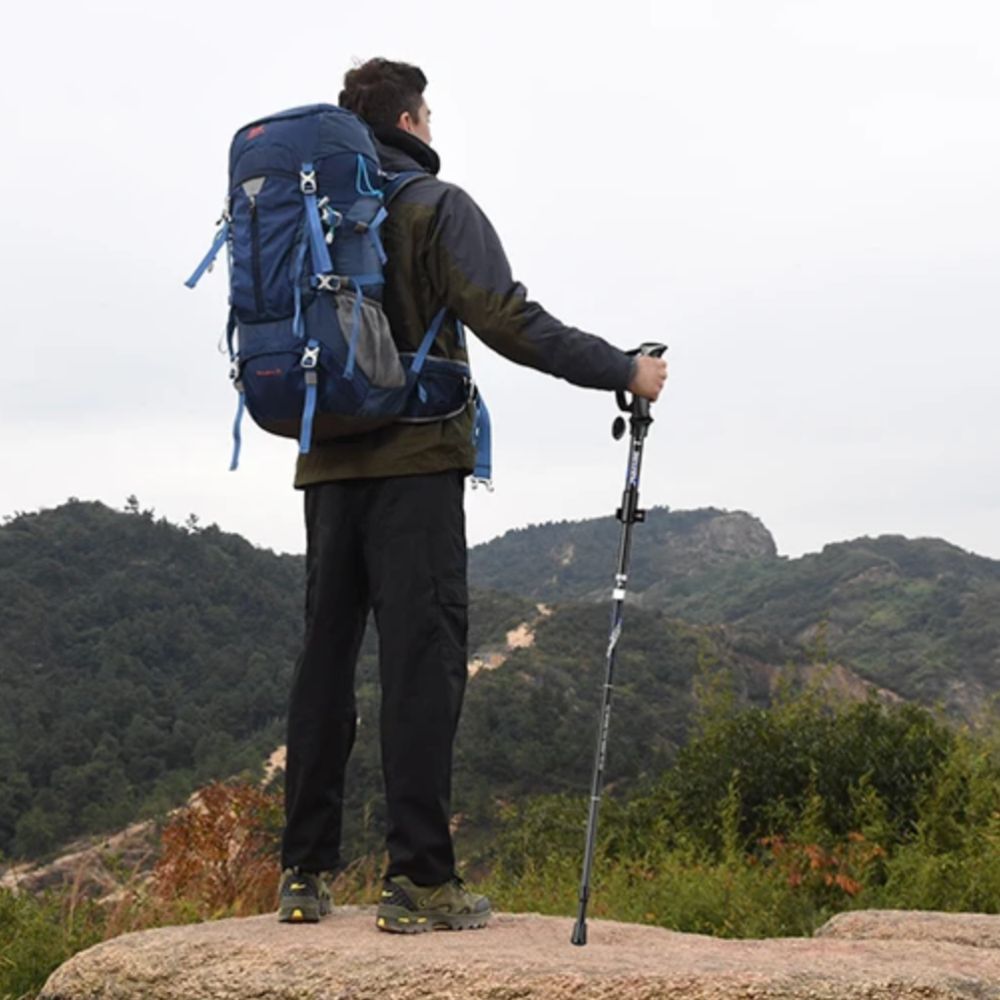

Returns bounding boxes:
[339,58,427,128]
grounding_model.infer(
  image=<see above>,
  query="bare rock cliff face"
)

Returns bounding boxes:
[622,511,778,607]
[41,908,1000,1000]
[630,510,778,583]
[679,511,778,564]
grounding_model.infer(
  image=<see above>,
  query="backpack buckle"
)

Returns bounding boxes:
[300,170,317,195]
[319,200,342,227]
[301,346,320,369]
[315,275,341,292]
[320,200,342,244]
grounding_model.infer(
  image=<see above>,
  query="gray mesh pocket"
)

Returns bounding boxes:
[335,291,406,388]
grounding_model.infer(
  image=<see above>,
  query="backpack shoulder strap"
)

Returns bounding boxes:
[384,170,431,205]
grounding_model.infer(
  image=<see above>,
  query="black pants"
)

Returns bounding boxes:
[280,471,468,885]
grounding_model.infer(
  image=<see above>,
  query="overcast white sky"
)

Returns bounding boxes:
[1,0,998,560]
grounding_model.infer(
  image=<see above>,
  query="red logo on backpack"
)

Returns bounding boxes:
[248,125,266,140]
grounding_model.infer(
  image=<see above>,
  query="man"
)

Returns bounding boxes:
[278,58,667,932]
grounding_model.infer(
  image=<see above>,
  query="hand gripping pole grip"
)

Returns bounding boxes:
[616,342,668,418]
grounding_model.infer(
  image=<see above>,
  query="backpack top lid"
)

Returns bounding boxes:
[228,104,379,188]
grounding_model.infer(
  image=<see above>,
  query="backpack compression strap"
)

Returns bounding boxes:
[301,163,334,278]
[185,219,230,289]
[471,394,492,488]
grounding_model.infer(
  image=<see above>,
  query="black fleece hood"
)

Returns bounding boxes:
[372,124,441,176]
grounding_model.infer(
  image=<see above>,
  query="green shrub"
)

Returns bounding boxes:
[479,688,1000,936]
[0,888,103,1000]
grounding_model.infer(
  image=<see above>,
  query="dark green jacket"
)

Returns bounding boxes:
[294,128,635,487]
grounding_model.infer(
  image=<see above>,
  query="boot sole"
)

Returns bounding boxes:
[376,903,490,933]
[278,898,331,923]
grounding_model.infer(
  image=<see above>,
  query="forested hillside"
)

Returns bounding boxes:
[0,500,301,858]
[3,498,996,866]
[0,501,791,863]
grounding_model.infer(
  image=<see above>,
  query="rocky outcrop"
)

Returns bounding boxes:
[675,510,778,565]
[469,507,780,602]
[618,511,778,602]
[468,603,552,678]
[41,908,1000,999]
[798,661,903,704]
[817,908,1000,950]
[0,820,158,901]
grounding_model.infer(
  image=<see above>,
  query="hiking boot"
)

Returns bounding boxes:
[277,867,332,923]
[376,875,491,933]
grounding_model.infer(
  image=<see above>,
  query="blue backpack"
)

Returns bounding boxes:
[185,103,491,482]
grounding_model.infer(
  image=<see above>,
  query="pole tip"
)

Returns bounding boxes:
[571,920,587,946]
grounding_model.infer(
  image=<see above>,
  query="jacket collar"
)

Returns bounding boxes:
[373,125,441,176]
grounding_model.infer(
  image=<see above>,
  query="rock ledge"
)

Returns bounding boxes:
[41,907,1000,1000]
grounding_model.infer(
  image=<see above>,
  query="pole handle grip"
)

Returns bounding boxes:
[639,341,668,358]
[617,342,669,417]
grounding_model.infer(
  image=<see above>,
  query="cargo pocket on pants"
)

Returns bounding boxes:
[434,571,468,673]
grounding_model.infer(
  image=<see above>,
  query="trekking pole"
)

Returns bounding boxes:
[571,341,668,947]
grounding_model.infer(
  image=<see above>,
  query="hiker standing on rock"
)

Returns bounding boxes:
[277,58,667,931]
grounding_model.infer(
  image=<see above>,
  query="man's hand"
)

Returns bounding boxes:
[628,356,668,401]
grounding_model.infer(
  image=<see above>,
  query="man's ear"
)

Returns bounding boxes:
[397,110,415,134]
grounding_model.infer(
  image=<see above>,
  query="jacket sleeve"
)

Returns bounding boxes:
[426,184,635,392]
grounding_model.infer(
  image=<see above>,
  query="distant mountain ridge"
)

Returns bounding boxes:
[471,509,1000,714]
[470,507,778,601]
